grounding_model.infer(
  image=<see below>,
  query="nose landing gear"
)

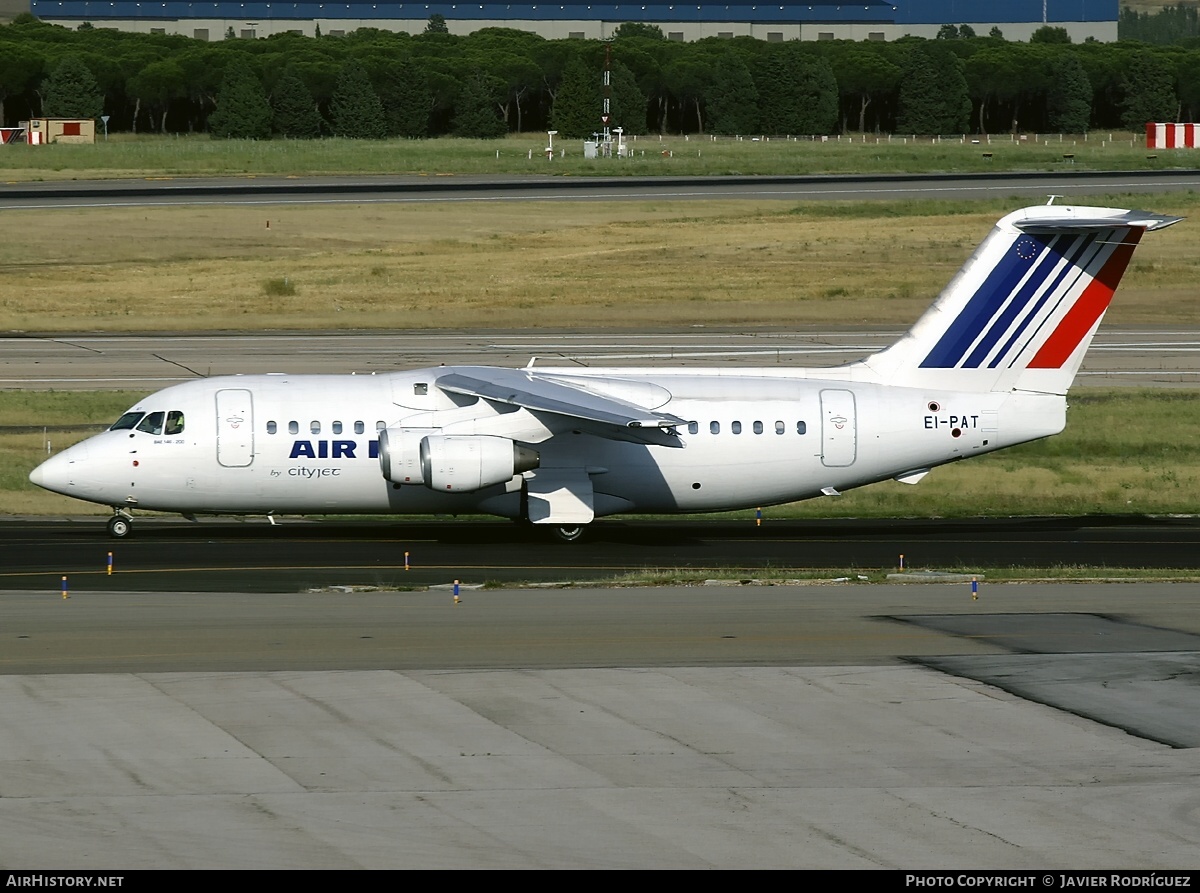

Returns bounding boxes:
[107,512,133,539]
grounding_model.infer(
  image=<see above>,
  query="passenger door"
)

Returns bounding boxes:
[215,388,254,467]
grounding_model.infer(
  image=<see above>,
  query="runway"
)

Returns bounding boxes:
[5,328,1200,390]
[3,515,1200,593]
[3,169,1200,209]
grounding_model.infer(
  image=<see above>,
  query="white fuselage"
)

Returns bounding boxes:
[30,365,1066,520]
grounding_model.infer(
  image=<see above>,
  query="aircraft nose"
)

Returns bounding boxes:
[29,443,87,494]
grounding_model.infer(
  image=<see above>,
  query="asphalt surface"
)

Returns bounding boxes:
[3,515,1198,593]
[2,580,1199,868]
[3,169,1200,209]
[6,328,1200,390]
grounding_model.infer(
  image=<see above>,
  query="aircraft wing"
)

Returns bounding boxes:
[436,369,687,445]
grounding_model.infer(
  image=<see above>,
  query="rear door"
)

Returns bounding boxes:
[819,389,857,468]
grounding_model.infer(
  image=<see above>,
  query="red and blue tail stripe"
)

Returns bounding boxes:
[919,227,1133,370]
[856,206,1179,394]
[1027,232,1139,369]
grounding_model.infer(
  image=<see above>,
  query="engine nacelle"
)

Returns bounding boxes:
[420,435,539,492]
[378,427,438,485]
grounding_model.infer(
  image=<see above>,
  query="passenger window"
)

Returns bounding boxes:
[687,421,698,435]
[109,411,144,431]
[775,421,785,435]
[732,421,742,434]
[332,421,343,435]
[136,411,164,435]
[797,421,807,435]
[164,411,185,435]
[376,421,386,431]
[354,421,365,435]
[310,421,321,435]
[753,421,763,434]
[709,421,720,435]
[267,421,277,435]
[288,421,299,435]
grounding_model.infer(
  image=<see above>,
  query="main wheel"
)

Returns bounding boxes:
[107,516,132,539]
[550,525,586,543]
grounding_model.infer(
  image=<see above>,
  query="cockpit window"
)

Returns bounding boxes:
[110,412,144,431]
[136,411,165,435]
[165,411,185,435]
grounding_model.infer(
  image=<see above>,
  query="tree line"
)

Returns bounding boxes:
[0,13,1195,139]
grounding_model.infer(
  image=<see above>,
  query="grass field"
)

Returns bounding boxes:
[0,130,1186,181]
[2,194,1198,333]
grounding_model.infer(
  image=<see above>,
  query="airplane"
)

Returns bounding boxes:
[29,203,1180,541]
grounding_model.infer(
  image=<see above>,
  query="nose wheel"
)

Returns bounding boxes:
[107,514,132,539]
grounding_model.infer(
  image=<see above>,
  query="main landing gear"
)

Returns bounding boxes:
[549,525,587,543]
[513,518,589,543]
[107,512,133,539]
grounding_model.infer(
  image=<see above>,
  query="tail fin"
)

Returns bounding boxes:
[857,205,1181,394]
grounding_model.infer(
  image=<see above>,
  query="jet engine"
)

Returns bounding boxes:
[378,427,438,485]
[420,435,540,492]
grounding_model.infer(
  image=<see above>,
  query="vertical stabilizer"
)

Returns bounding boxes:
[857,206,1180,394]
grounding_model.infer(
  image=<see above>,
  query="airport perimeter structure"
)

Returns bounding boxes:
[20,0,1117,44]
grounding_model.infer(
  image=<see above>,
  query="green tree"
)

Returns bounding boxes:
[0,43,43,127]
[271,66,323,138]
[127,58,186,133]
[551,55,599,138]
[41,55,103,119]
[208,57,272,139]
[896,43,971,135]
[1031,26,1072,45]
[425,14,449,35]
[376,57,432,137]
[1177,50,1200,122]
[1121,49,1178,130]
[706,53,758,135]
[754,45,838,135]
[612,22,664,41]
[474,47,541,132]
[610,60,647,135]
[665,49,712,133]
[1046,52,1092,133]
[992,44,1051,134]
[452,70,508,137]
[329,59,387,138]
[830,43,900,134]
[965,46,1009,134]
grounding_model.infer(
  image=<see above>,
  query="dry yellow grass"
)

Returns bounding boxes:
[2,195,1196,332]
